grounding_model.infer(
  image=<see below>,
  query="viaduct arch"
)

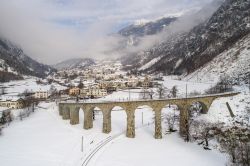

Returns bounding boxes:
[58,92,238,139]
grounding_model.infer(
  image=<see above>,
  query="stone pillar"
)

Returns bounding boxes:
[154,110,162,139]
[102,110,111,133]
[59,105,63,116]
[70,107,79,125]
[84,109,93,129]
[62,107,70,120]
[179,106,189,136]
[126,109,135,138]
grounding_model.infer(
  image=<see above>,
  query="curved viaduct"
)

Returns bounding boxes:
[58,92,238,139]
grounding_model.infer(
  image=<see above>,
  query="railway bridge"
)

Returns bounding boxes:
[58,92,238,139]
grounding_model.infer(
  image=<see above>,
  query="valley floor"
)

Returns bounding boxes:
[0,102,228,166]
[1,77,249,166]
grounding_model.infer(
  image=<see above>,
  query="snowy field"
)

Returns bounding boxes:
[0,101,229,166]
[1,77,248,166]
[1,77,66,96]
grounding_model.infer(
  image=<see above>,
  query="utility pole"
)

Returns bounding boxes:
[248,74,250,93]
[142,112,144,125]
[81,136,83,153]
[129,87,131,101]
[186,84,188,99]
[197,71,199,83]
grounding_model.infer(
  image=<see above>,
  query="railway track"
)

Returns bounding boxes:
[81,133,122,166]
[81,122,154,166]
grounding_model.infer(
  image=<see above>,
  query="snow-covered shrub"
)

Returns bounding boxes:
[190,120,222,150]
[170,86,178,98]
[0,110,13,125]
[217,126,250,166]
[205,75,233,94]
[164,109,177,133]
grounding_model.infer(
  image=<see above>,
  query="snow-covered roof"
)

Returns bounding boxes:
[0,95,23,102]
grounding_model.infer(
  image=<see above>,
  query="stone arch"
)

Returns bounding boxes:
[70,106,80,125]
[160,103,180,133]
[188,101,209,115]
[134,104,154,126]
[134,104,155,138]
[104,105,126,134]
[89,106,102,119]
[91,106,105,132]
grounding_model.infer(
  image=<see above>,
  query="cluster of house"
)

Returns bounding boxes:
[52,61,123,83]
[67,76,152,99]
[0,97,26,109]
[0,90,50,109]
[69,86,108,99]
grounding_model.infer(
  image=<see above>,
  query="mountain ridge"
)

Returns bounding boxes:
[0,37,56,82]
[53,58,96,70]
[121,0,250,82]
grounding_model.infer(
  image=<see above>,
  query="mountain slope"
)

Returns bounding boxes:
[184,33,250,84]
[122,0,250,78]
[53,58,95,70]
[0,38,55,81]
[111,16,179,54]
[119,17,177,37]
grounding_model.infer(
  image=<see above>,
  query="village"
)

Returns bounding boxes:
[0,61,249,166]
[0,61,158,112]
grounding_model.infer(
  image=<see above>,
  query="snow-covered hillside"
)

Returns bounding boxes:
[139,56,162,71]
[122,0,250,79]
[184,34,250,84]
[53,58,95,71]
[0,38,55,80]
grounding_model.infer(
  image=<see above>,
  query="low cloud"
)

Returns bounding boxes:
[0,0,213,65]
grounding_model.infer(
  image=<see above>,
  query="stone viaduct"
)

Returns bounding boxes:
[58,92,238,139]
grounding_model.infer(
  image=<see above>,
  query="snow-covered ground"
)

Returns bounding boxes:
[1,77,66,96]
[1,77,249,166]
[162,76,213,96]
[0,102,228,166]
[197,92,250,126]
[184,34,250,84]
[99,76,213,102]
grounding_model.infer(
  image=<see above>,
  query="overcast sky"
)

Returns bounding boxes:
[0,0,212,65]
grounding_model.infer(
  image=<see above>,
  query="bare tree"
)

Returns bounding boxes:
[149,89,154,99]
[49,85,57,97]
[191,121,221,150]
[170,86,178,98]
[217,126,250,166]
[0,87,6,95]
[183,103,202,142]
[205,75,233,94]
[78,80,84,89]
[165,109,177,132]
[140,88,150,99]
[0,110,12,125]
[157,84,169,99]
